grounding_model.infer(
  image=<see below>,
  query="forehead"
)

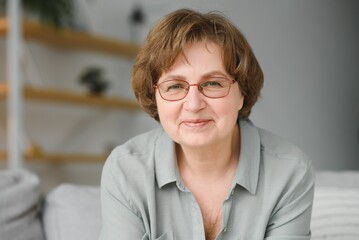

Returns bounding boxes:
[164,41,225,75]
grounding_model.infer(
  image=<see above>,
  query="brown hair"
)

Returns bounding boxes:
[132,8,263,121]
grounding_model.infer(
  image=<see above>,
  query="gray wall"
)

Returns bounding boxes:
[244,1,359,170]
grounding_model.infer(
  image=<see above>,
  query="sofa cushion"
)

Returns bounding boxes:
[311,187,359,240]
[43,184,101,240]
[316,171,359,188]
[0,169,44,240]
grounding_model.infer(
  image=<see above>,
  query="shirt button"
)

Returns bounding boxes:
[231,190,235,195]
[223,227,228,232]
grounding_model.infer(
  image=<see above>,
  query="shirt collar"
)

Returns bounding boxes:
[234,118,260,195]
[154,118,261,194]
[155,129,178,189]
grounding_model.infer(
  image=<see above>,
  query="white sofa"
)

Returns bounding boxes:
[1,170,359,240]
[311,171,359,239]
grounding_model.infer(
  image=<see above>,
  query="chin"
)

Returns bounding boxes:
[178,136,216,148]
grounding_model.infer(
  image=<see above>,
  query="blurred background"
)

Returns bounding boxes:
[0,0,358,192]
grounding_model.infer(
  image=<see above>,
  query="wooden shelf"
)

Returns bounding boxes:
[0,151,107,164]
[1,16,140,166]
[0,83,140,110]
[0,17,141,58]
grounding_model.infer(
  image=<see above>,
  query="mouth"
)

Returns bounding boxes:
[181,119,212,128]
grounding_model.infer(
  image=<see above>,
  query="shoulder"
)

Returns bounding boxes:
[101,127,167,214]
[118,127,165,155]
[103,127,164,175]
[258,127,311,169]
[101,127,166,193]
[255,128,315,234]
[256,127,315,193]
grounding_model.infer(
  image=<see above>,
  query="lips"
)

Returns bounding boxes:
[181,119,212,128]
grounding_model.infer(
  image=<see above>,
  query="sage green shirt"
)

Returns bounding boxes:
[100,119,314,240]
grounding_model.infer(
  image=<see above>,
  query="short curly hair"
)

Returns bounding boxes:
[132,9,263,121]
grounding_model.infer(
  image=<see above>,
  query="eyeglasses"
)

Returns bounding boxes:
[154,77,236,101]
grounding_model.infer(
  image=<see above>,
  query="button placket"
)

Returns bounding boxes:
[219,188,235,239]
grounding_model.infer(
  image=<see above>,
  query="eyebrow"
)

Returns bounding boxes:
[202,71,229,79]
[160,70,229,82]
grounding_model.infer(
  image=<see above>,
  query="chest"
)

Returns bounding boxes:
[142,183,269,240]
[199,200,223,240]
[188,183,231,239]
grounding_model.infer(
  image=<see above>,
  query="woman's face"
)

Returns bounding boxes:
[156,41,244,149]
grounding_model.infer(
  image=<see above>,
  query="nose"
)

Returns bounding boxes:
[183,85,206,112]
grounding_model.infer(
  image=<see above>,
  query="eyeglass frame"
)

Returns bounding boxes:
[154,78,237,102]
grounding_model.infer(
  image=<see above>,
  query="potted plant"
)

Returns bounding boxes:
[0,0,74,28]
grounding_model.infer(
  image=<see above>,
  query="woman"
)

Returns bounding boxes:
[100,9,314,240]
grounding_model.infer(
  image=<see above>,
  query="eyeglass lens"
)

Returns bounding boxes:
[156,78,235,101]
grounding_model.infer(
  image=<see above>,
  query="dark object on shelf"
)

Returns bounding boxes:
[128,4,146,43]
[129,4,145,25]
[79,67,109,95]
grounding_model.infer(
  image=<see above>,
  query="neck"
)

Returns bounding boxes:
[177,124,240,183]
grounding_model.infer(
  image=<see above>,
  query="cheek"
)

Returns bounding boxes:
[156,93,166,115]
[214,93,243,123]
[217,102,239,120]
[222,89,243,112]
[238,94,244,111]
[156,97,178,124]
[156,102,166,123]
[232,87,244,111]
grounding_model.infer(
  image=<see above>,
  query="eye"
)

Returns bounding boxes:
[201,78,227,89]
[161,80,187,93]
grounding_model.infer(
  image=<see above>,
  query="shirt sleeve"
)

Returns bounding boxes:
[265,155,315,240]
[99,149,147,240]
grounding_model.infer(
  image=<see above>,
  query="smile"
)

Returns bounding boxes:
[181,119,212,128]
